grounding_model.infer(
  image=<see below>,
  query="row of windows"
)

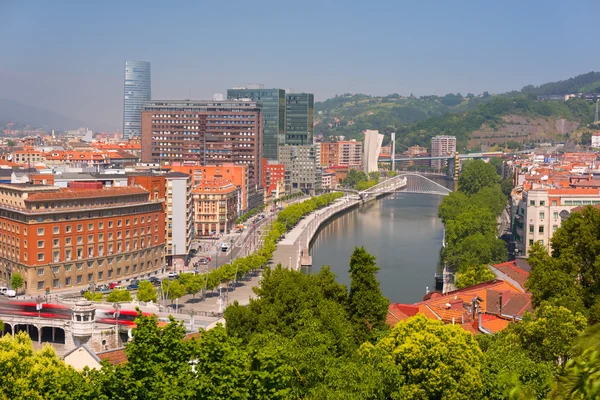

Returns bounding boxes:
[151,114,256,119]
[528,225,559,234]
[35,217,157,236]
[33,236,159,262]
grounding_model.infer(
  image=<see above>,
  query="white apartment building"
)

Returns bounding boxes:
[513,187,600,256]
[165,172,194,269]
[430,135,456,170]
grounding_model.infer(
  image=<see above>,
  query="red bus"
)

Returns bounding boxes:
[0,301,71,320]
[96,308,152,326]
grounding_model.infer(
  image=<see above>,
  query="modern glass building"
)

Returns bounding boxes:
[123,61,151,139]
[285,92,314,145]
[227,87,285,161]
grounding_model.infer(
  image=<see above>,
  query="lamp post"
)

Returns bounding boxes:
[113,302,121,345]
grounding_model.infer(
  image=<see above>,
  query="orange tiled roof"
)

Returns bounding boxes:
[96,347,127,365]
[492,261,529,289]
[480,315,510,333]
[547,188,600,195]
[25,186,148,202]
[192,179,237,194]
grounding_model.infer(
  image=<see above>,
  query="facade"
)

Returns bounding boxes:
[363,130,384,173]
[430,135,456,170]
[192,179,238,236]
[592,133,600,148]
[164,164,247,214]
[285,93,314,145]
[227,87,285,161]
[0,184,165,294]
[321,170,335,189]
[319,140,362,169]
[513,187,600,256]
[140,100,262,204]
[262,158,286,198]
[123,61,151,140]
[164,173,193,269]
[278,145,321,193]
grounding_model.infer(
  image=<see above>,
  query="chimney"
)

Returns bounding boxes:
[498,292,503,316]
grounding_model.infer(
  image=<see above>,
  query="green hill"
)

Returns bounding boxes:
[315,72,600,151]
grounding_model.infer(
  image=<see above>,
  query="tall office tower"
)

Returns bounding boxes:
[285,92,314,145]
[123,61,151,140]
[363,129,384,173]
[140,99,264,210]
[227,86,285,161]
[278,144,321,194]
[430,135,456,170]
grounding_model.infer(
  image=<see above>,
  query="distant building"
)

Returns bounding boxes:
[140,100,263,209]
[363,130,384,173]
[227,87,285,161]
[123,61,151,140]
[262,158,286,199]
[285,93,314,145]
[321,170,336,189]
[320,140,362,169]
[164,172,194,269]
[278,145,321,193]
[192,179,238,236]
[430,135,456,170]
[592,133,600,148]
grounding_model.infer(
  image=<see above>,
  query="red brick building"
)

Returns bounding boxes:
[0,183,166,294]
[261,158,285,198]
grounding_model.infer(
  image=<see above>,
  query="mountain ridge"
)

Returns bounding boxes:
[0,98,88,132]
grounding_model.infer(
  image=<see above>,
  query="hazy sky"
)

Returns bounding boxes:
[1,0,599,131]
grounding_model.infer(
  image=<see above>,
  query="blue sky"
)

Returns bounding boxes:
[1,0,599,130]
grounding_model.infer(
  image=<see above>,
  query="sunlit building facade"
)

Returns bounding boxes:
[123,61,151,140]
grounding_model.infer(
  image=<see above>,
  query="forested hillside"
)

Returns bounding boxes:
[316,73,600,151]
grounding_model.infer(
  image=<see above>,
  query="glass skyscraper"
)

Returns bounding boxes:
[123,61,151,139]
[227,87,285,161]
[285,93,314,145]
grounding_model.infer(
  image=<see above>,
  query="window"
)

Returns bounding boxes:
[98,271,103,280]
[53,238,59,247]
[108,270,113,278]
[552,200,557,207]
[125,266,129,275]
[539,212,545,219]
[117,267,121,276]
[539,201,545,206]
[108,221,113,228]
[141,217,145,223]
[65,225,72,233]
[37,253,44,261]
[65,277,71,286]
[99,222,104,229]
[529,200,535,206]
[553,212,559,219]
[108,232,113,240]
[37,228,44,236]
[87,273,93,282]
[88,223,94,230]
[53,227,59,234]
[76,263,83,270]
[37,240,44,248]
[38,281,44,290]
[76,275,82,284]
[37,268,44,276]
[117,220,122,227]
[65,264,72,272]
[88,235,93,242]
[77,224,83,232]
[65,250,72,260]
[52,266,59,273]
[76,236,83,244]
[126,219,130,226]
[553,225,558,232]
[52,279,59,288]
[99,233,104,241]
[529,239,534,245]
[529,224,534,233]
[539,226,544,233]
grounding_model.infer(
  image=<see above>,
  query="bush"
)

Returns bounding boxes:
[83,291,104,302]
[107,289,132,303]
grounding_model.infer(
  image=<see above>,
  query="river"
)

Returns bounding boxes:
[307,177,455,304]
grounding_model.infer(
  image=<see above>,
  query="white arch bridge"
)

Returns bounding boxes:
[360,173,453,197]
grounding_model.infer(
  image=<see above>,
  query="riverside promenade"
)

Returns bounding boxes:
[270,195,360,270]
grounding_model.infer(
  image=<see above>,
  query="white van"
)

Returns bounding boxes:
[221,243,230,252]
[5,289,16,298]
[0,287,8,296]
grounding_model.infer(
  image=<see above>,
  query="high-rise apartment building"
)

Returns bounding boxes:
[363,130,384,173]
[285,92,314,145]
[123,61,151,140]
[227,87,285,161]
[164,173,194,269]
[140,100,263,210]
[278,145,321,193]
[430,135,456,170]
[0,183,165,294]
[319,140,362,169]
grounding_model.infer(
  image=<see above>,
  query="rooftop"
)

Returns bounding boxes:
[25,186,149,202]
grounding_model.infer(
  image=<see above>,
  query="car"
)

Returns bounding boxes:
[148,276,161,284]
[5,290,16,298]
[199,259,209,265]
[126,283,139,290]
[168,272,179,279]
[109,282,120,289]
[0,286,8,296]
[112,285,124,290]
[96,285,111,294]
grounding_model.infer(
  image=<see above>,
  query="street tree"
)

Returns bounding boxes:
[444,207,497,248]
[185,275,205,300]
[437,191,470,224]
[10,272,24,294]
[106,289,132,303]
[362,314,484,399]
[347,246,389,344]
[458,159,500,195]
[136,281,158,303]
[471,185,507,217]
[83,291,103,301]
[455,264,496,288]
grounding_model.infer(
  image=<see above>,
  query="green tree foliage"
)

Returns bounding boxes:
[341,169,368,188]
[521,72,600,95]
[459,159,501,195]
[445,207,497,247]
[136,281,158,303]
[501,178,513,197]
[527,206,600,322]
[455,264,496,288]
[362,314,484,399]
[83,291,103,301]
[347,247,389,343]
[471,185,507,216]
[106,289,132,303]
[438,191,470,224]
[0,332,91,399]
[10,272,24,293]
[444,233,507,269]
[161,279,187,303]
[580,131,592,146]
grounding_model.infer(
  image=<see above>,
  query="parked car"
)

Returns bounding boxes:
[199,258,209,265]
[96,285,111,294]
[148,276,161,285]
[109,282,119,289]
[126,283,139,290]
[168,272,179,279]
[5,289,16,298]
[221,243,230,252]
[0,287,8,296]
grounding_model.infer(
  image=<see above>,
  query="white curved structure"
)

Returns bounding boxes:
[363,129,383,173]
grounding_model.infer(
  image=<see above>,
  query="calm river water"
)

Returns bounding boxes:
[307,178,455,303]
